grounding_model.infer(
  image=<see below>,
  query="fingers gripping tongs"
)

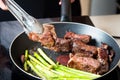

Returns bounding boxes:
[5,0,43,35]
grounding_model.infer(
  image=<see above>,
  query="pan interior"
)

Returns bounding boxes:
[10,22,120,79]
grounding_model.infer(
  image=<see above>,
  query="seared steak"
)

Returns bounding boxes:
[29,24,57,48]
[64,31,91,43]
[69,52,93,58]
[50,38,72,52]
[72,39,98,55]
[67,56,101,74]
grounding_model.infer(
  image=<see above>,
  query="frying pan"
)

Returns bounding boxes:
[9,0,120,80]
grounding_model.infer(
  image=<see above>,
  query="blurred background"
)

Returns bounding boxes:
[81,0,120,16]
[0,0,120,21]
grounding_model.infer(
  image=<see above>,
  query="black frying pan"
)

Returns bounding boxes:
[9,0,120,80]
[9,22,120,80]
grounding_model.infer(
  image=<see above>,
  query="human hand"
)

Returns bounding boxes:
[59,0,75,5]
[0,0,8,10]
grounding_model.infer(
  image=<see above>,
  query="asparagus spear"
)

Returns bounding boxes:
[24,50,29,71]
[33,52,52,68]
[37,48,56,65]
[56,65,100,79]
[28,54,63,77]
[26,60,47,79]
[30,60,57,79]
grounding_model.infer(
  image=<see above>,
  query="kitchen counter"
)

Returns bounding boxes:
[90,14,120,44]
[90,14,120,67]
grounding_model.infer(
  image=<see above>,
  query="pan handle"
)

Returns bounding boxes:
[60,0,72,22]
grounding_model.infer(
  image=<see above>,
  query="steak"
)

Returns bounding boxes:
[50,38,72,52]
[96,43,115,74]
[68,42,115,75]
[64,31,91,43]
[72,39,98,55]
[29,24,57,48]
[67,56,101,74]
[69,52,94,58]
[100,43,115,62]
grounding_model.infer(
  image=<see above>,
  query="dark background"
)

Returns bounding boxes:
[116,0,120,14]
[0,0,81,21]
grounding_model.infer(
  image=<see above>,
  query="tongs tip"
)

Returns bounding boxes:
[5,0,43,34]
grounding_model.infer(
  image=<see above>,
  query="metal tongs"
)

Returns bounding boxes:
[5,0,43,35]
